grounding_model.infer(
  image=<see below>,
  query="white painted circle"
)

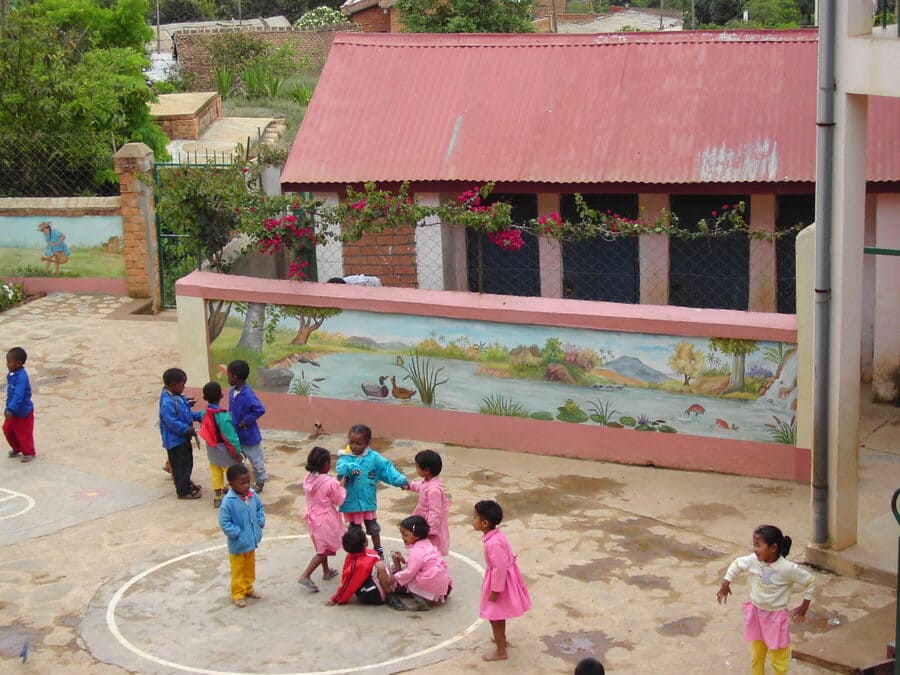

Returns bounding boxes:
[106,534,485,674]
[0,487,36,520]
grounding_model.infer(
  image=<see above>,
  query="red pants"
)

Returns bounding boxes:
[4,411,35,456]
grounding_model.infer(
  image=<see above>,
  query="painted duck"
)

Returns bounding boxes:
[390,376,417,400]
[361,376,389,398]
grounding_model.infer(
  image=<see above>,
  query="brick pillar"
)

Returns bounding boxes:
[537,193,562,298]
[638,193,670,305]
[114,143,161,309]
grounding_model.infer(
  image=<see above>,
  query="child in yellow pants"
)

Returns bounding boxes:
[219,464,265,607]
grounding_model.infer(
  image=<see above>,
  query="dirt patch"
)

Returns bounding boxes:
[602,517,724,563]
[677,502,742,521]
[494,485,585,521]
[558,557,628,582]
[0,621,45,659]
[657,616,707,637]
[542,475,626,499]
[262,495,296,516]
[541,629,633,664]
[271,444,304,455]
[624,574,672,591]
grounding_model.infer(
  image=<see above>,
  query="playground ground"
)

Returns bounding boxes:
[0,293,896,673]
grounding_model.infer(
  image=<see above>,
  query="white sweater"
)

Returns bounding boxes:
[724,554,815,612]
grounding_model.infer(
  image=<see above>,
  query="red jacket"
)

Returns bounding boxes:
[330,549,381,604]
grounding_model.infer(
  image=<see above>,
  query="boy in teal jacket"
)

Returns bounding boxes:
[198,382,243,508]
[335,424,407,559]
[219,464,265,607]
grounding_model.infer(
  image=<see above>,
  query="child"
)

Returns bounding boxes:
[327,527,384,606]
[219,463,266,608]
[407,449,450,557]
[227,360,268,492]
[717,524,815,675]
[574,657,605,675]
[198,382,243,508]
[298,446,346,592]
[4,347,35,463]
[472,499,532,662]
[158,368,203,499]
[335,424,408,559]
[375,515,452,612]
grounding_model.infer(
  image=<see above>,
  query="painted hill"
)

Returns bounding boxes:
[602,356,674,384]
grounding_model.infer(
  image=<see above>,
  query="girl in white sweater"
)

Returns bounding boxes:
[716,525,815,675]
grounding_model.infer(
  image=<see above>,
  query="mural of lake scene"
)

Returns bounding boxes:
[207,303,798,446]
[0,216,125,278]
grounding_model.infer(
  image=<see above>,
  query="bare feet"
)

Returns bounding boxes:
[482,652,508,661]
[491,638,514,647]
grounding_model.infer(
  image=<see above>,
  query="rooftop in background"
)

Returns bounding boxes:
[281,29,900,192]
[148,15,292,53]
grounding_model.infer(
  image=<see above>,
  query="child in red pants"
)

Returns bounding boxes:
[4,346,35,463]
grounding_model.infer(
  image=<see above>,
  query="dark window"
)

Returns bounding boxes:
[669,195,750,310]
[466,194,539,296]
[560,194,639,303]
[775,195,814,314]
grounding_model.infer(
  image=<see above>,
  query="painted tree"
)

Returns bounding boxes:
[709,337,758,393]
[668,341,705,386]
[281,306,342,345]
[395,0,536,33]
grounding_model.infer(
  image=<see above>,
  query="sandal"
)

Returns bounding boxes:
[297,577,319,593]
[323,569,339,581]
[385,594,407,611]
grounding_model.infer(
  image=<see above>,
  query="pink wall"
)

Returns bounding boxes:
[7,277,129,296]
[178,271,808,482]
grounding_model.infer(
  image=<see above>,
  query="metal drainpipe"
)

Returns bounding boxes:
[812,0,836,545]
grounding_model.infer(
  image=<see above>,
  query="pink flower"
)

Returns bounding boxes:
[351,199,366,211]
[487,229,524,251]
[711,211,718,217]
[288,259,309,280]
[241,167,249,174]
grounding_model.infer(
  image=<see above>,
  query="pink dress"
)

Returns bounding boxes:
[392,538,451,602]
[409,478,450,556]
[303,472,346,556]
[479,528,531,621]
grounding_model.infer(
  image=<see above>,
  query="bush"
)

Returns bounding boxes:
[153,0,217,23]
[295,6,349,28]
[0,281,26,311]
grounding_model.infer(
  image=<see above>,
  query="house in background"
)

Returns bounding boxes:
[280,29,898,396]
[340,0,400,32]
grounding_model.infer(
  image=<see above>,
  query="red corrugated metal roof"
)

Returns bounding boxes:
[281,30,900,190]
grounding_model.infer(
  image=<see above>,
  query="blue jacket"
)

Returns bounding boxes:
[335,448,408,513]
[158,387,202,450]
[219,489,265,554]
[228,384,265,446]
[6,368,33,417]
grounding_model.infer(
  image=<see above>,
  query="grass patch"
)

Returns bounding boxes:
[0,247,124,277]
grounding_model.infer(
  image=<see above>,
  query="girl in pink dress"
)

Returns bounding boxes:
[407,449,450,556]
[473,499,531,662]
[374,515,452,611]
[298,447,347,592]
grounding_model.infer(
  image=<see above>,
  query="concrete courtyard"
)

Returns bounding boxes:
[0,293,896,673]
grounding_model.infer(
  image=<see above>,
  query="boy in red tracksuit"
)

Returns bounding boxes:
[327,527,384,606]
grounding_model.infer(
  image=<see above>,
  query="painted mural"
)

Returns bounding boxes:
[207,302,798,445]
[0,216,125,278]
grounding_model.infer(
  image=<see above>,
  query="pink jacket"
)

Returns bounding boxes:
[393,538,451,601]
[409,478,450,556]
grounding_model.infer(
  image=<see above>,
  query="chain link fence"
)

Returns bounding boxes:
[0,133,119,198]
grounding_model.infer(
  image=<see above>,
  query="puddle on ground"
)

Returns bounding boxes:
[601,517,724,563]
[558,557,627,582]
[624,574,672,591]
[0,621,44,658]
[677,503,742,521]
[542,475,626,498]
[554,601,587,619]
[272,444,303,454]
[54,614,80,629]
[657,616,707,637]
[541,629,633,664]
[262,495,296,516]
[792,609,849,635]
[284,483,304,495]
[369,437,392,452]
[467,469,505,483]
[494,486,585,520]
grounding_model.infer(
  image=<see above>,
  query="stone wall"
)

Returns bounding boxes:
[173,24,360,90]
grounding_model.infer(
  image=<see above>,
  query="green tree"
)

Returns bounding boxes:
[280,306,342,344]
[745,0,802,27]
[695,0,743,25]
[708,337,758,393]
[668,341,705,387]
[395,0,536,33]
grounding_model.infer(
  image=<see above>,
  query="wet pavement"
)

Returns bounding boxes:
[0,293,896,673]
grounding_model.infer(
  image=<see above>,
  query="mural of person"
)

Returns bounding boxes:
[38,221,70,276]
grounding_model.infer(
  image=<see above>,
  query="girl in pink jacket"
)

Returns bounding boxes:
[472,499,531,662]
[298,447,346,592]
[375,515,452,611]
[407,450,450,556]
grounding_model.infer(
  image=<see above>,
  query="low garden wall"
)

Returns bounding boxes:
[176,270,809,482]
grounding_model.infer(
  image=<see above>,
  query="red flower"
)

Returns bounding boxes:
[351,199,367,211]
[488,229,524,251]
[711,210,718,217]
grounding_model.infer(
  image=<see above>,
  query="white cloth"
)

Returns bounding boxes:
[343,274,382,287]
[724,554,815,611]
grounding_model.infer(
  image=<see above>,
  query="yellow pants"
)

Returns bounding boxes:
[229,550,256,601]
[750,640,791,675]
[209,464,228,491]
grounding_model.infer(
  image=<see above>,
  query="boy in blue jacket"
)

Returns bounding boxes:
[335,424,408,559]
[5,347,35,463]
[158,368,202,500]
[219,463,265,607]
[227,360,268,492]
